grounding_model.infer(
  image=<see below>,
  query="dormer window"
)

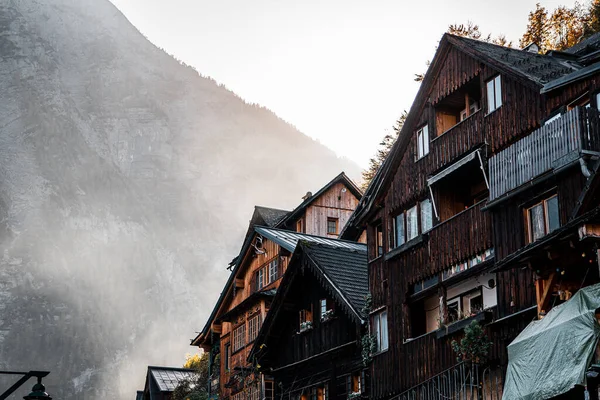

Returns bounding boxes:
[416,125,429,159]
[486,75,502,113]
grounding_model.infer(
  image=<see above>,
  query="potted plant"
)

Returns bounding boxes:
[451,320,492,365]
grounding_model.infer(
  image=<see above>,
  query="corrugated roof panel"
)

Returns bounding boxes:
[254,227,366,253]
[150,367,197,392]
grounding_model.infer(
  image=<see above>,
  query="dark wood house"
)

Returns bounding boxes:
[191,173,362,400]
[341,33,600,399]
[249,240,368,400]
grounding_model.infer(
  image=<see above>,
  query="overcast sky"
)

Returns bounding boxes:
[109,0,579,167]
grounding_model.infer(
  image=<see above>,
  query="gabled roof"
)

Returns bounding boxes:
[249,240,367,361]
[143,366,197,398]
[191,225,365,346]
[275,172,362,229]
[254,206,290,227]
[342,33,580,238]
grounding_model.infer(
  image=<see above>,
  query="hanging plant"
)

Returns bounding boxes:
[451,320,492,364]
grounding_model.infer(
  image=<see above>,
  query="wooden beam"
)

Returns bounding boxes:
[235,278,244,288]
[537,272,557,318]
[211,323,222,334]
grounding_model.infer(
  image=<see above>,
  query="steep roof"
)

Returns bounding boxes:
[301,241,369,316]
[254,206,290,227]
[342,33,580,239]
[249,239,368,361]
[564,32,600,56]
[143,366,197,398]
[275,172,362,229]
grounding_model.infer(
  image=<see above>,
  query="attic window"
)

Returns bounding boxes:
[299,308,313,332]
[320,299,335,322]
[416,125,429,159]
[486,75,502,113]
[327,217,338,235]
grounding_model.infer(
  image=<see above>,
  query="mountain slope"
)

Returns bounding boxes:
[0,0,359,398]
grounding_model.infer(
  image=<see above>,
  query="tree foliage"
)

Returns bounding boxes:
[361,111,407,190]
[172,352,210,400]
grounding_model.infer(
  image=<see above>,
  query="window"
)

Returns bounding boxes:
[346,373,362,394]
[376,224,383,257]
[525,195,559,243]
[393,212,405,248]
[486,75,502,113]
[299,308,313,332]
[392,199,433,249]
[256,268,265,291]
[224,343,230,370]
[420,199,433,232]
[297,219,303,233]
[248,314,261,342]
[320,299,335,321]
[371,309,388,352]
[416,125,429,159]
[406,205,418,241]
[327,217,338,235]
[232,324,246,352]
[264,381,274,400]
[268,258,279,284]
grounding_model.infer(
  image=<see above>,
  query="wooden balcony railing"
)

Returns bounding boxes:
[488,106,600,201]
[430,110,484,173]
[427,201,492,275]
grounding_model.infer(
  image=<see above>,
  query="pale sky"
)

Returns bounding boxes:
[109,0,579,167]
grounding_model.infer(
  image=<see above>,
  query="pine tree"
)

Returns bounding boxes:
[585,0,600,36]
[520,3,550,52]
[361,111,407,191]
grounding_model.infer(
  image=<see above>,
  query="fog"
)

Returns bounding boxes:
[0,0,359,398]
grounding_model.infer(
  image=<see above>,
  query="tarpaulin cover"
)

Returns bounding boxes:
[502,282,600,400]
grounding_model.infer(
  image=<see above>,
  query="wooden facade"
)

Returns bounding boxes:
[251,241,368,400]
[344,33,600,400]
[191,173,362,400]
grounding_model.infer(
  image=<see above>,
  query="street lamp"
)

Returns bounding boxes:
[0,371,52,400]
[23,377,52,400]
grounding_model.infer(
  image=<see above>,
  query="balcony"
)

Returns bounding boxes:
[427,201,492,276]
[488,106,600,202]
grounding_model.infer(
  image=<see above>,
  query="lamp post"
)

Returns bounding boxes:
[0,371,52,400]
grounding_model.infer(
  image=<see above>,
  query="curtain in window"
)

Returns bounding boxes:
[421,199,433,232]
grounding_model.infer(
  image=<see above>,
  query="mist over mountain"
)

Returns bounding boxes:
[0,0,359,398]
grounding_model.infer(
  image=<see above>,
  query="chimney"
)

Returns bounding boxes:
[302,191,312,201]
[523,43,540,54]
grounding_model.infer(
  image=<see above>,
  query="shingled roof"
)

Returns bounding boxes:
[447,35,578,85]
[254,206,290,227]
[248,239,367,361]
[564,32,600,56]
[300,241,369,317]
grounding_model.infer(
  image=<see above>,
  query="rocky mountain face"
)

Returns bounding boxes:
[0,1,359,398]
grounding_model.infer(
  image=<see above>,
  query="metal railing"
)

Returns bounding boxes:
[394,362,504,400]
[488,106,600,201]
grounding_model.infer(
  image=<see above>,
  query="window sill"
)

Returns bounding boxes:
[368,255,383,264]
[384,234,425,261]
[484,106,502,118]
[370,348,389,358]
[435,310,492,339]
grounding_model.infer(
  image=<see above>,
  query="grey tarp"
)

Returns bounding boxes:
[502,282,600,400]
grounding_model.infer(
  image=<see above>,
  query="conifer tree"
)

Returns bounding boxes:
[361,111,407,191]
[520,3,550,52]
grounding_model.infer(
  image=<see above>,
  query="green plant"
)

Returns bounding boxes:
[361,334,377,366]
[451,320,492,364]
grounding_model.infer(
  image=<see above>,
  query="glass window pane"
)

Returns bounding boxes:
[395,214,405,247]
[421,199,433,232]
[487,79,495,113]
[373,315,381,351]
[547,196,560,233]
[529,204,545,241]
[422,125,429,155]
[494,76,502,109]
[407,206,418,240]
[417,130,423,158]
[380,311,388,351]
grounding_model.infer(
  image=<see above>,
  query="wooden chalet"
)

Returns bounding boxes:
[249,239,368,400]
[191,173,362,400]
[341,32,600,399]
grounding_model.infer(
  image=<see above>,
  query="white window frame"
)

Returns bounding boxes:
[420,199,433,232]
[416,125,429,159]
[371,309,389,353]
[406,205,418,241]
[232,324,246,352]
[257,268,265,291]
[486,75,502,113]
[247,314,261,343]
[268,259,278,284]
[525,194,559,243]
